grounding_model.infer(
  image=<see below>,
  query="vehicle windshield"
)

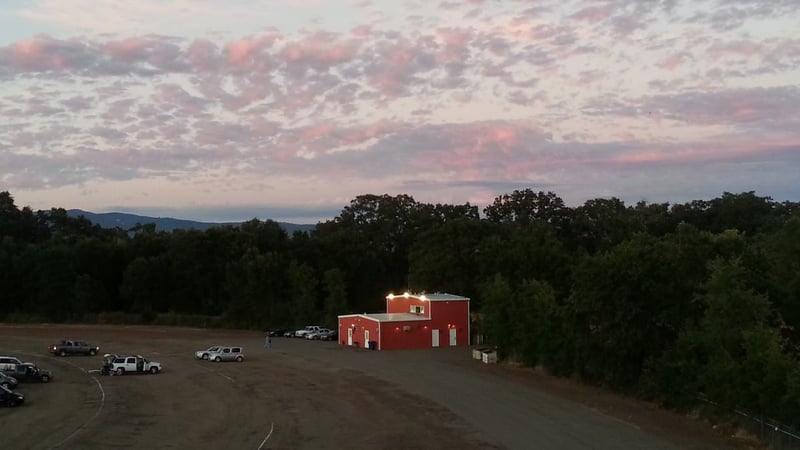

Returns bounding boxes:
[1,385,11,394]
[207,347,220,352]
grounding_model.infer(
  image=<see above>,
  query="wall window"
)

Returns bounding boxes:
[410,305,424,314]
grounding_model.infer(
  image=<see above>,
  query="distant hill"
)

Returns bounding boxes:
[66,209,316,234]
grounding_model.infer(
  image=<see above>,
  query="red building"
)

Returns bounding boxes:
[338,292,470,350]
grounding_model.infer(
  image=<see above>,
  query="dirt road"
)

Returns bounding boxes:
[0,324,751,449]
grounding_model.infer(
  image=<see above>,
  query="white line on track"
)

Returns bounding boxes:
[51,375,106,449]
[3,351,106,449]
[257,422,275,450]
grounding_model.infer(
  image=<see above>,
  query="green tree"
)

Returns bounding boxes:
[322,268,348,328]
[479,274,514,358]
[120,256,171,319]
[484,190,571,231]
[569,231,717,390]
[408,218,495,300]
[288,260,318,326]
[654,258,797,423]
[224,249,287,328]
[570,197,639,253]
[755,216,800,343]
[511,279,558,367]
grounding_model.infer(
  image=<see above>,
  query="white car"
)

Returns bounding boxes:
[110,355,161,375]
[295,326,322,338]
[305,328,331,340]
[195,346,222,360]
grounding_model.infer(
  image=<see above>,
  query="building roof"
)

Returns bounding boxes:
[385,292,470,302]
[338,313,431,322]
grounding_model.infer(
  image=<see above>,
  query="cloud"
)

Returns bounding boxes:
[584,86,800,132]
[3,0,800,220]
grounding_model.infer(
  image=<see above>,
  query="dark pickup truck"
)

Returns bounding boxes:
[49,340,100,356]
[5,363,53,383]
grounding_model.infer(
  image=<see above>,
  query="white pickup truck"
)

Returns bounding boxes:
[294,326,322,338]
[110,355,162,375]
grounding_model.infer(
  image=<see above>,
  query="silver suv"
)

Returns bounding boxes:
[207,346,244,362]
[0,356,24,375]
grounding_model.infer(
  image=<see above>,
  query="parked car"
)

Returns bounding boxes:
[49,340,100,356]
[207,346,244,362]
[282,330,295,338]
[0,356,25,374]
[319,330,338,341]
[110,355,161,375]
[306,328,331,340]
[0,385,24,407]
[295,326,322,338]
[9,363,53,383]
[0,372,18,389]
[194,346,222,360]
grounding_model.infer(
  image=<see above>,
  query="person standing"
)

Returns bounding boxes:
[265,334,272,349]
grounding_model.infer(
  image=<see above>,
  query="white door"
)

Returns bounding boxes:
[449,328,457,346]
[347,328,353,346]
[432,329,440,347]
[364,330,370,348]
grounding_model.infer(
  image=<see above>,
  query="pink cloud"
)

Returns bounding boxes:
[570,6,613,23]
[223,34,280,68]
[707,40,762,60]
[280,32,362,73]
[187,39,220,72]
[611,139,800,167]
[5,35,90,71]
[365,38,430,96]
[657,53,687,71]
[102,37,150,61]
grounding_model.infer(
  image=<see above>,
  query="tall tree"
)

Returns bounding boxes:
[656,258,797,422]
[570,197,639,253]
[484,190,571,237]
[479,274,514,358]
[288,260,318,326]
[408,218,495,301]
[322,268,348,328]
[224,249,288,328]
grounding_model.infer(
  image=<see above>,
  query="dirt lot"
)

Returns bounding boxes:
[0,324,758,449]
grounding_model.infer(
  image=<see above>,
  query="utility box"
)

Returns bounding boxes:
[481,350,497,364]
[473,347,489,360]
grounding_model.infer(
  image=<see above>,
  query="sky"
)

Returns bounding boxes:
[0,0,798,223]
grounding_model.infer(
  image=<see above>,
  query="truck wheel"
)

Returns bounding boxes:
[89,349,97,356]
[59,350,66,356]
[7,398,16,407]
[214,356,221,362]
[41,375,50,383]
[116,368,125,375]
[202,354,209,360]
[235,355,243,362]
[149,367,159,374]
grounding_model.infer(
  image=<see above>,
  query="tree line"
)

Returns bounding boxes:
[1,189,799,427]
